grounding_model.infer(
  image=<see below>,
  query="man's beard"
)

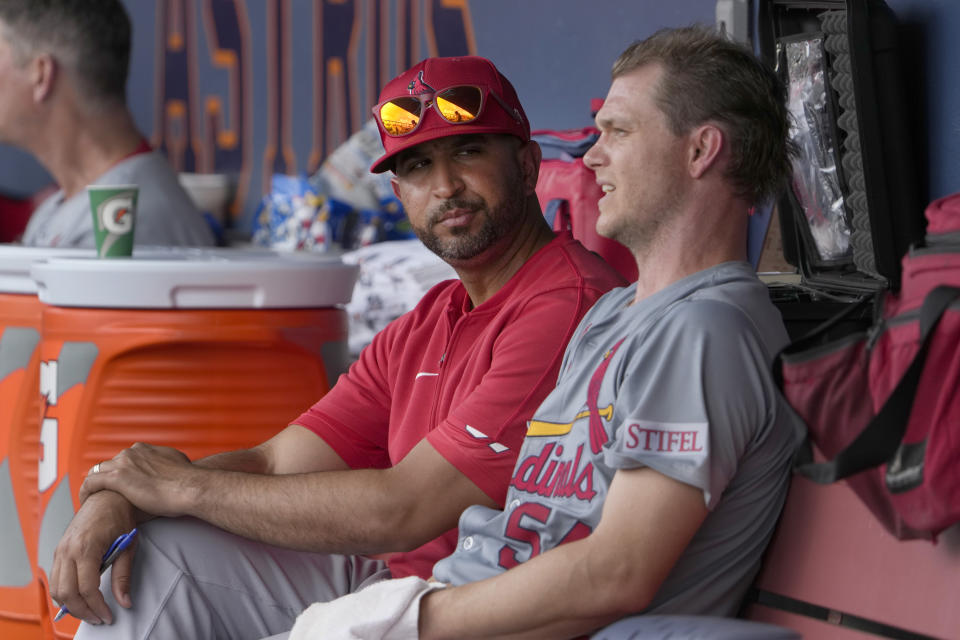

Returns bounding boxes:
[414,184,524,262]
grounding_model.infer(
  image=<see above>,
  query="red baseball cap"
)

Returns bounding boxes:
[370,56,530,173]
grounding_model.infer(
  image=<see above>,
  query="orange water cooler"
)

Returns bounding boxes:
[0,247,93,640]
[23,250,358,639]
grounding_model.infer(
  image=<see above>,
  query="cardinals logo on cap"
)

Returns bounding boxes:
[407,70,435,96]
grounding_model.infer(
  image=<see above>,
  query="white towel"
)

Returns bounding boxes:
[288,576,447,640]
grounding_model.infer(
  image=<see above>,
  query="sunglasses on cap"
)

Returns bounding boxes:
[373,74,522,137]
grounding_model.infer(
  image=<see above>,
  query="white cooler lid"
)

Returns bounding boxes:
[0,245,95,294]
[30,249,359,309]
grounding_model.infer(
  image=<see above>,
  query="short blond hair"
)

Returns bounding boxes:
[613,26,796,203]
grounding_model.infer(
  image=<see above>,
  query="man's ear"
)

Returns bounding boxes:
[687,124,724,180]
[390,175,402,200]
[518,140,542,195]
[31,53,56,103]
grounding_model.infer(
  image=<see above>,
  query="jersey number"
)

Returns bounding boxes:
[497,503,592,569]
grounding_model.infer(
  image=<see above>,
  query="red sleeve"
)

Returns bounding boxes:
[293,318,399,470]
[427,289,596,505]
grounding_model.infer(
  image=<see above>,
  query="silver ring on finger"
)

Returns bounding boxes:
[91,462,101,474]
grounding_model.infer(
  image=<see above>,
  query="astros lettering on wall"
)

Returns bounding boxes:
[149,0,475,223]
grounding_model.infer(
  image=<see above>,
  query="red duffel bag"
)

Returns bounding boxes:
[776,192,960,540]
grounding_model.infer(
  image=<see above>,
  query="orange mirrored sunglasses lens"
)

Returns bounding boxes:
[379,87,484,136]
[380,97,422,136]
[435,87,482,123]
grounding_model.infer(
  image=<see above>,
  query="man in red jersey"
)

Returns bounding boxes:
[56,55,625,638]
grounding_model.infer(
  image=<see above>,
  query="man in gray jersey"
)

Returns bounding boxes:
[285,26,805,639]
[0,0,214,248]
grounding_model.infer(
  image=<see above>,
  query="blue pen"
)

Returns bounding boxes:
[53,528,138,622]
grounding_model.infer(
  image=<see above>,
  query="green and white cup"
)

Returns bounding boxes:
[88,184,138,258]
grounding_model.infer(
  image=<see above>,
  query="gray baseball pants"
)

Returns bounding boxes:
[72,516,390,640]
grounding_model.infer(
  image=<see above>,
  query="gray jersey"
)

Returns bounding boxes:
[22,151,215,248]
[433,261,804,616]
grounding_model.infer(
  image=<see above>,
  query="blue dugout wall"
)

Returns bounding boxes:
[0,0,955,230]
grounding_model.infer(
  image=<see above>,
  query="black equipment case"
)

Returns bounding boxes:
[756,0,926,338]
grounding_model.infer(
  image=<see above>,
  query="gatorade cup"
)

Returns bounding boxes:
[88,185,137,258]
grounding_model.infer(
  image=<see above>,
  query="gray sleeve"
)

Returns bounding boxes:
[602,299,772,509]
[109,152,216,247]
[22,192,98,249]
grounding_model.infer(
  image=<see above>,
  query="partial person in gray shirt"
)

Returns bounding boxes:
[0,0,215,248]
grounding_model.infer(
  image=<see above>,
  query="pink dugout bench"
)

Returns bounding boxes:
[740,474,960,639]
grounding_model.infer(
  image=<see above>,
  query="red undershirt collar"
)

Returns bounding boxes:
[117,138,153,164]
